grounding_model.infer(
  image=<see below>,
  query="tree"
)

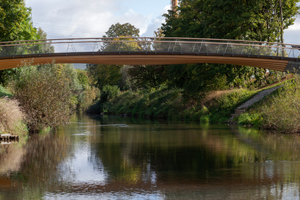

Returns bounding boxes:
[89,23,141,90]
[0,0,40,85]
[162,0,299,41]
[101,23,141,52]
[103,22,140,38]
[10,64,73,133]
[128,65,167,89]
[87,64,122,90]
[0,0,38,42]
[160,0,299,95]
[35,27,54,53]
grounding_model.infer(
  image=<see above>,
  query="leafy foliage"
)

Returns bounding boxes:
[0,0,38,42]
[87,64,122,90]
[162,0,299,41]
[89,86,255,123]
[103,22,140,38]
[9,64,74,133]
[100,85,120,103]
[0,1,52,86]
[241,75,300,133]
[127,65,167,89]
[157,0,299,95]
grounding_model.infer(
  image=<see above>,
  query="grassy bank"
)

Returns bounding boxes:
[237,76,300,133]
[89,85,258,124]
[0,86,28,137]
[88,78,299,134]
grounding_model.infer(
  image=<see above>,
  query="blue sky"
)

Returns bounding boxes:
[25,0,299,44]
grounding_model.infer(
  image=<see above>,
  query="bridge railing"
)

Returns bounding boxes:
[0,37,299,59]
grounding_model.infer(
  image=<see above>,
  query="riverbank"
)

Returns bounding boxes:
[87,77,299,133]
[236,76,300,133]
[0,85,28,138]
[86,86,259,123]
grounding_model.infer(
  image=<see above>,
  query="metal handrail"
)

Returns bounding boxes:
[0,39,298,50]
[0,37,298,46]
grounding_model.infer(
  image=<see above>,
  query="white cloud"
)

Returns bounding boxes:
[142,5,170,37]
[26,0,156,39]
[26,0,298,45]
[284,18,300,44]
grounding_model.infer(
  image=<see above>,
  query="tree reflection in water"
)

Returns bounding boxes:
[0,115,300,199]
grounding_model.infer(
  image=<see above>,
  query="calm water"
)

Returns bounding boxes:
[1,115,300,199]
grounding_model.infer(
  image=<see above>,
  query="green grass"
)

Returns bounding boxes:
[0,85,11,97]
[90,86,261,123]
[236,76,300,133]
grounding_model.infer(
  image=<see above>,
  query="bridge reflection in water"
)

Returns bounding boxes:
[0,37,299,71]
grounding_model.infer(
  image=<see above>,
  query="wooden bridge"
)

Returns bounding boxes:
[0,37,299,72]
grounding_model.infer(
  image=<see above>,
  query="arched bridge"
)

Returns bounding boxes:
[0,37,299,72]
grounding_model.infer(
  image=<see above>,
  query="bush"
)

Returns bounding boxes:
[78,86,100,111]
[9,64,73,133]
[0,85,11,97]
[101,85,120,103]
[258,77,300,132]
[239,75,300,133]
[238,113,263,127]
[0,97,27,136]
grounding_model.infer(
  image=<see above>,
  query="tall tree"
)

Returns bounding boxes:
[160,0,299,95]
[89,23,141,90]
[0,0,40,85]
[162,0,299,41]
[0,0,38,42]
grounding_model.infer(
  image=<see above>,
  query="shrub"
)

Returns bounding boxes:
[0,97,27,136]
[259,78,300,132]
[241,75,300,133]
[78,86,100,111]
[200,115,210,124]
[9,64,73,133]
[0,85,11,97]
[101,85,120,103]
[238,113,263,127]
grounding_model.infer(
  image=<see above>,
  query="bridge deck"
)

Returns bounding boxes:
[0,52,290,71]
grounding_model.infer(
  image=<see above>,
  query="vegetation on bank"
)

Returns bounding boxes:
[237,75,300,133]
[88,85,258,124]
[0,63,99,135]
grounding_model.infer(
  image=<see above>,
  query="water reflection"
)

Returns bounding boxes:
[1,115,300,199]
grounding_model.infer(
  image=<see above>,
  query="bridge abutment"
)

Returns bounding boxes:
[285,61,300,73]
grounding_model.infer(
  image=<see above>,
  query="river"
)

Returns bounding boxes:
[1,114,300,199]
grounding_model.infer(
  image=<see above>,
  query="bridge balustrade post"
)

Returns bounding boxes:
[93,39,101,52]
[249,44,254,57]
[117,41,124,52]
[167,42,173,52]
[172,40,178,52]
[198,41,203,54]
[224,42,229,54]
[241,44,246,55]
[192,43,196,53]
[66,40,76,53]
[13,45,17,56]
[217,44,221,54]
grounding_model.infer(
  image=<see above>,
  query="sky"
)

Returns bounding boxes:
[24,0,171,39]
[24,0,299,43]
